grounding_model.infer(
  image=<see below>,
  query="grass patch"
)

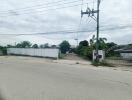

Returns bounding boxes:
[92,60,115,67]
[59,53,66,59]
[106,57,123,60]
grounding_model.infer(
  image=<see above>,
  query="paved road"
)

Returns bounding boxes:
[0,56,132,100]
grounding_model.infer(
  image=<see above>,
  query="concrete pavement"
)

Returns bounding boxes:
[0,56,132,100]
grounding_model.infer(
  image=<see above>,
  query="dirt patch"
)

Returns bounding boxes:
[63,53,87,61]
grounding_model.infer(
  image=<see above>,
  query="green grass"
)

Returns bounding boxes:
[106,56,123,60]
[92,60,115,67]
[59,53,66,59]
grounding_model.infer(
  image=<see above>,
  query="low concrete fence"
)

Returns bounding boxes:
[7,48,60,59]
[105,59,132,66]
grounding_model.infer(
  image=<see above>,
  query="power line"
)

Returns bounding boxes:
[38,29,96,40]
[0,3,92,17]
[0,0,93,16]
[0,24,131,36]
[1,25,130,39]
[0,29,96,36]
[0,0,81,14]
[74,0,84,46]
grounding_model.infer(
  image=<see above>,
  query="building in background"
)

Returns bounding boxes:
[115,45,132,60]
[120,50,132,60]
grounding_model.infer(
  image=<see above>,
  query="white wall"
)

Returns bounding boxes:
[121,53,132,60]
[93,50,105,62]
[7,48,59,59]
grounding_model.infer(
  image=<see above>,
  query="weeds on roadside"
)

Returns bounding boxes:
[92,60,115,67]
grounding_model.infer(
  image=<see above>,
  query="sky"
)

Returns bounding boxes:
[0,0,132,46]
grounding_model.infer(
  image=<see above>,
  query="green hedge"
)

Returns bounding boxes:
[0,47,7,55]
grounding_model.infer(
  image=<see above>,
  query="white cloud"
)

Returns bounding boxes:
[0,0,132,46]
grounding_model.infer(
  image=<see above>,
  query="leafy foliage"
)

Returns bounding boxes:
[40,43,49,48]
[79,40,89,47]
[76,35,108,60]
[105,42,118,57]
[92,60,114,67]
[59,40,71,54]
[32,44,39,48]
[75,35,120,60]
[76,40,93,60]
[0,46,7,55]
[16,41,32,48]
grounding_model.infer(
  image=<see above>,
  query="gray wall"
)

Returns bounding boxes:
[121,53,132,60]
[7,48,59,59]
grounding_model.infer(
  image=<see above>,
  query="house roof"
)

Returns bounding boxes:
[115,49,132,53]
[115,45,132,53]
[120,50,132,53]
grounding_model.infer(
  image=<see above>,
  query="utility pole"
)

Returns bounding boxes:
[81,0,100,62]
[75,38,79,47]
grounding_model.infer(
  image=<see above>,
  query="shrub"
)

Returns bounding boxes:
[0,47,7,55]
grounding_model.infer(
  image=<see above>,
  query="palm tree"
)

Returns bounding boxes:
[99,38,107,43]
[89,35,107,50]
[90,35,96,46]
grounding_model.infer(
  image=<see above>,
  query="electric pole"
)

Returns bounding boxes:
[75,38,79,47]
[81,0,101,62]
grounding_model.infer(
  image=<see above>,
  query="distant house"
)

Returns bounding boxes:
[115,48,132,60]
[120,50,132,60]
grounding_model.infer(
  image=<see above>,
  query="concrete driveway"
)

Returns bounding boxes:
[0,56,132,100]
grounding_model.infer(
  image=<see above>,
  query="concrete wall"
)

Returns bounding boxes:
[121,53,132,60]
[7,48,59,59]
[93,50,105,62]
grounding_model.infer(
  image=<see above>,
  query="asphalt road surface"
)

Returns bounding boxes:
[0,56,132,100]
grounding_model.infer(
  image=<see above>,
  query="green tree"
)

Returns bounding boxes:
[75,36,108,60]
[106,42,117,49]
[16,41,32,48]
[83,46,93,59]
[40,43,49,48]
[105,42,118,57]
[79,40,89,47]
[76,40,92,59]
[32,44,39,48]
[59,40,71,54]
[89,35,107,50]
[7,44,14,48]
[0,46,7,55]
[128,44,132,49]
[98,37,107,50]
[16,43,22,48]
[90,35,96,46]
[40,44,45,48]
[44,43,49,48]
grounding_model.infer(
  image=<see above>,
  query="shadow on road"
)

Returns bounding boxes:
[0,92,5,100]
